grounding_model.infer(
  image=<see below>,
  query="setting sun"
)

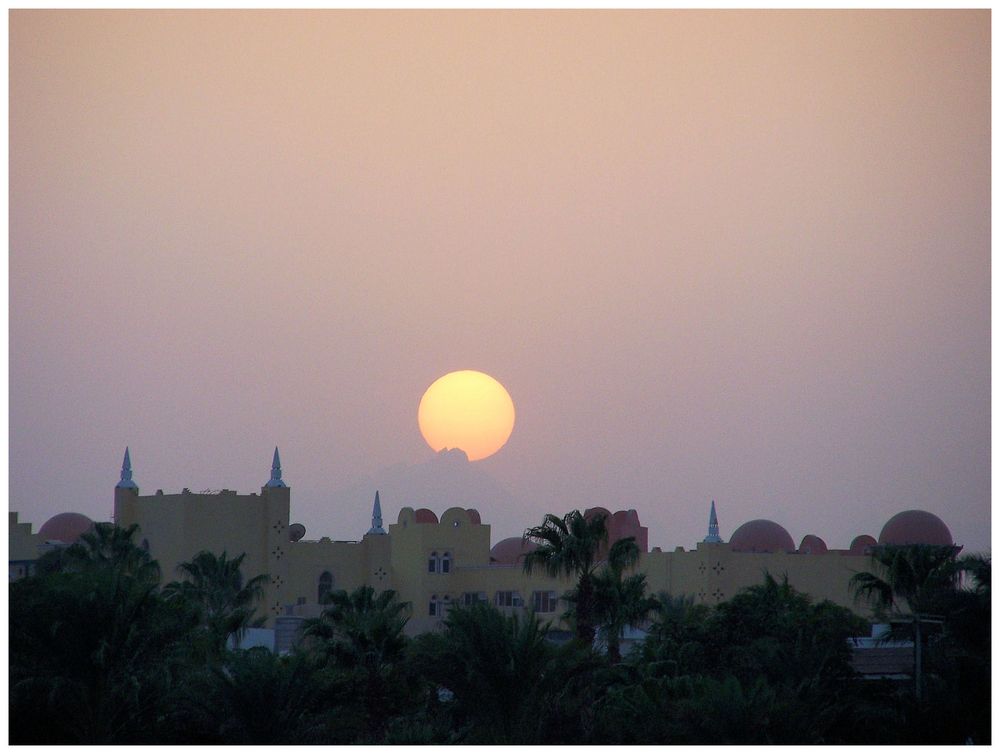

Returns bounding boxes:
[418,370,515,461]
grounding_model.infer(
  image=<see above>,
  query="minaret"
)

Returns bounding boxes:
[265,446,287,488]
[367,490,386,535]
[116,447,139,490]
[703,500,722,543]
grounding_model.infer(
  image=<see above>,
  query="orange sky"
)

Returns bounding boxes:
[9,11,990,553]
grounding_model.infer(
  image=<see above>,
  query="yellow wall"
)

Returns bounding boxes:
[17,484,878,631]
[114,486,292,626]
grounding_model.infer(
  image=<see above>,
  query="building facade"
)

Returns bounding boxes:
[10,449,960,640]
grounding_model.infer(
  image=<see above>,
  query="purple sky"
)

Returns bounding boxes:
[10,11,990,554]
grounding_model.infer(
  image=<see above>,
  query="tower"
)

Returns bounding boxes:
[703,500,722,543]
[368,490,386,535]
[262,447,291,623]
[113,447,139,524]
[116,447,139,490]
[265,447,287,488]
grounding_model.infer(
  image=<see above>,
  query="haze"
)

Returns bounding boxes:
[9,11,990,554]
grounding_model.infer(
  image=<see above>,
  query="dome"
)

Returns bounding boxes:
[490,537,537,565]
[729,519,795,553]
[466,508,482,525]
[879,510,953,546]
[414,508,439,524]
[849,534,877,555]
[799,534,828,555]
[38,512,94,544]
[288,523,306,542]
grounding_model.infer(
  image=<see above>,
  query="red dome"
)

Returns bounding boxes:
[729,519,795,553]
[799,534,828,554]
[38,512,94,543]
[849,534,877,555]
[878,510,953,546]
[414,508,439,524]
[490,537,537,565]
[584,506,612,522]
[466,508,482,525]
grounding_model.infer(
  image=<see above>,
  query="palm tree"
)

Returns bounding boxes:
[850,543,960,700]
[412,601,604,744]
[588,539,657,663]
[50,523,161,584]
[162,551,267,655]
[10,566,197,743]
[301,586,410,739]
[522,510,610,645]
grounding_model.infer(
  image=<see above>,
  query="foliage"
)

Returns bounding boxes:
[162,550,267,658]
[9,523,991,745]
[300,585,413,740]
[522,510,610,645]
[590,538,657,663]
[10,564,196,743]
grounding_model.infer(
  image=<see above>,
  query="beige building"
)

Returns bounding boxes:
[11,449,960,640]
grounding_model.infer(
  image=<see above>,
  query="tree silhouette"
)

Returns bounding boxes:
[162,551,267,657]
[522,510,610,645]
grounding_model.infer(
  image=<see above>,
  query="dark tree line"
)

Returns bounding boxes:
[9,516,990,744]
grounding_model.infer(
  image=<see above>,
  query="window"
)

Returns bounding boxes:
[462,591,487,606]
[428,552,438,573]
[494,591,523,608]
[429,594,439,616]
[532,590,558,613]
[441,552,451,573]
[318,571,333,603]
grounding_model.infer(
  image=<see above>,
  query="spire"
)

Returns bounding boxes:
[265,446,287,488]
[703,500,722,543]
[368,490,386,535]
[116,447,138,490]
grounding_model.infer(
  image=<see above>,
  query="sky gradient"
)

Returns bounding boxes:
[10,11,990,553]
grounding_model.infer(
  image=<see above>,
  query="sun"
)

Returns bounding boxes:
[418,370,515,461]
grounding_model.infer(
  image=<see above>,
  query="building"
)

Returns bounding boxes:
[10,448,960,646]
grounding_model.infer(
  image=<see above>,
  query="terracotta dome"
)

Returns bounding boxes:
[849,534,877,555]
[729,519,795,553]
[799,534,828,555]
[38,512,94,543]
[878,510,953,546]
[414,508,439,524]
[466,509,482,525]
[490,537,537,565]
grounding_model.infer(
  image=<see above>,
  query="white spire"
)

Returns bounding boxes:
[265,446,287,488]
[704,500,722,543]
[116,446,138,490]
[368,490,386,535]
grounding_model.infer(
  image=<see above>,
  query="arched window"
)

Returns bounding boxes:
[428,551,438,573]
[441,552,451,574]
[429,594,439,617]
[318,571,333,603]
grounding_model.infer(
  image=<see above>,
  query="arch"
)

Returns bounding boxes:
[428,551,439,573]
[441,551,452,573]
[318,571,333,603]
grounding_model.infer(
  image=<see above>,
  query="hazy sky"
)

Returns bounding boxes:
[10,10,990,554]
